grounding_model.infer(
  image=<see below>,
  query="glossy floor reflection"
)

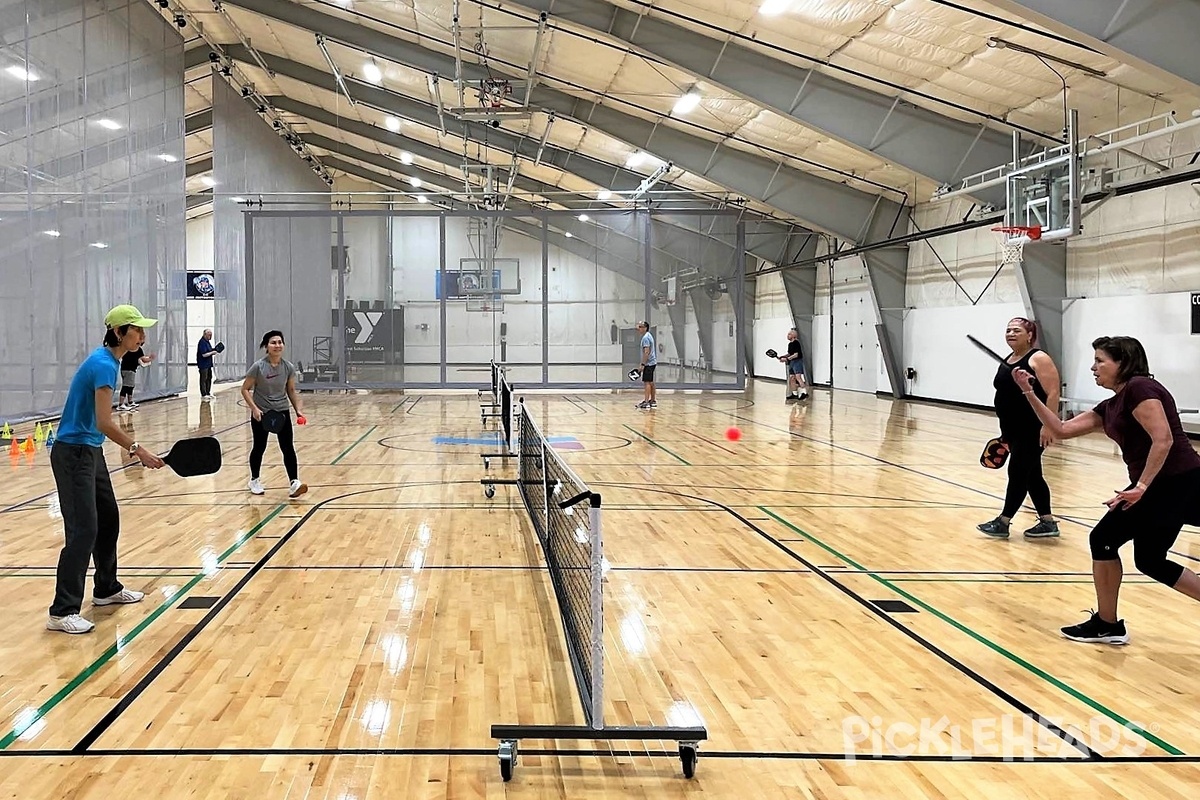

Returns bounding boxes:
[1,382,1198,796]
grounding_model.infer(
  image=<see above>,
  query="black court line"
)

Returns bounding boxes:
[404,396,424,414]
[604,482,1100,760]
[251,564,814,574]
[563,396,590,414]
[3,746,1195,763]
[571,395,604,413]
[68,480,487,752]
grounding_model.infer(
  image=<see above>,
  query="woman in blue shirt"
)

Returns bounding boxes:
[48,305,165,634]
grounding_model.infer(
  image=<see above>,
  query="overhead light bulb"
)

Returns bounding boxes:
[399,151,413,164]
[362,59,382,84]
[384,116,401,132]
[6,65,36,81]
[672,90,701,115]
[408,177,422,187]
[597,189,612,201]
[759,0,790,16]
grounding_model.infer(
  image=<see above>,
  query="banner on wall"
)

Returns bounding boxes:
[187,272,216,298]
[334,307,403,364]
[1192,292,1200,335]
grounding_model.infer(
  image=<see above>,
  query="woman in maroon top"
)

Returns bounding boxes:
[1014,336,1200,645]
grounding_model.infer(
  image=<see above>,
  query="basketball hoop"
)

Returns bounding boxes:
[993,225,1041,266]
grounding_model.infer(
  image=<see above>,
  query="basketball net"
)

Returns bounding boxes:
[993,225,1041,266]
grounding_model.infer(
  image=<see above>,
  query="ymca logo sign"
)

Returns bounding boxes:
[353,311,384,344]
[333,308,401,364]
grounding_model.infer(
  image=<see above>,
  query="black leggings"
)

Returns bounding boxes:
[1089,468,1200,586]
[249,413,298,481]
[1001,434,1052,518]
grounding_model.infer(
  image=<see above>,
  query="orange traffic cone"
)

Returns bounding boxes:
[22,437,35,453]
[8,437,18,456]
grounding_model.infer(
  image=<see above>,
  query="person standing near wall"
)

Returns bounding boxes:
[196,328,219,400]
[977,318,1061,539]
[779,328,808,401]
[636,320,657,410]
[117,345,153,412]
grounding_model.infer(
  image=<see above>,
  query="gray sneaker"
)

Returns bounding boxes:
[976,517,1010,538]
[1024,519,1060,538]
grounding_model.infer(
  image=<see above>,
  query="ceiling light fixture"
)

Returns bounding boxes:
[96,118,121,130]
[672,89,701,115]
[384,116,401,132]
[399,151,413,164]
[5,65,36,81]
[986,37,1107,77]
[362,59,382,84]
[759,0,790,17]
[597,189,612,201]
[408,177,422,187]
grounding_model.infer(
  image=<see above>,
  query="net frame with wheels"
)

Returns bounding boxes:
[992,224,1042,266]
[482,400,707,781]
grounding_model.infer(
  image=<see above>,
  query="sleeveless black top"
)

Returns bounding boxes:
[993,348,1048,436]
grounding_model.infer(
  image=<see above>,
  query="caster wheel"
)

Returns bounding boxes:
[679,743,698,778]
[498,740,517,781]
[483,457,490,471]
[484,484,495,499]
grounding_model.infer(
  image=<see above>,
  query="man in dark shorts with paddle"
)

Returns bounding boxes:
[47,305,166,634]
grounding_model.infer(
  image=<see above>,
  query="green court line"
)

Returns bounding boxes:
[758,506,1184,756]
[888,578,1158,585]
[330,425,378,465]
[0,573,206,580]
[622,424,690,466]
[0,503,287,750]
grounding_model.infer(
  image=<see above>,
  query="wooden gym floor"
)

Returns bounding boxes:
[1,380,1198,798]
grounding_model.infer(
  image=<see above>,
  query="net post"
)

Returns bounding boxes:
[588,492,604,730]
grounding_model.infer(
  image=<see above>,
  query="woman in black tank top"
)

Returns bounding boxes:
[977,318,1062,539]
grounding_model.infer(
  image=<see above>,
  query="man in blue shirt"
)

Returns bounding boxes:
[636,320,657,410]
[48,305,166,634]
[196,328,220,400]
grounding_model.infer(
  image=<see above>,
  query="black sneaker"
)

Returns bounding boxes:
[1060,611,1129,645]
[1024,519,1060,538]
[976,517,1010,538]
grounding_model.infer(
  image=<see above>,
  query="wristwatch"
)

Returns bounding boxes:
[128,442,139,457]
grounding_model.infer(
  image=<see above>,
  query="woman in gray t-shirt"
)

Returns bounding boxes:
[240,329,308,498]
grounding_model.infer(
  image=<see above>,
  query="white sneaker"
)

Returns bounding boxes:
[47,614,95,634]
[94,588,145,606]
[289,479,308,498]
[248,478,265,495]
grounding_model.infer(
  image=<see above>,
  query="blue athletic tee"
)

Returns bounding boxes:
[57,347,119,447]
